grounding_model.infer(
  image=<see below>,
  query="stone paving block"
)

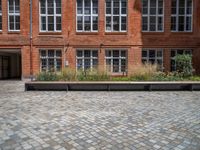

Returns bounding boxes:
[0,81,200,150]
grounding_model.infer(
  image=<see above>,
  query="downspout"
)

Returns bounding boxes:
[30,0,33,80]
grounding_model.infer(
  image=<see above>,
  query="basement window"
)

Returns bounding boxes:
[142,49,163,71]
[170,49,192,71]
[40,0,61,32]
[40,49,62,72]
[8,0,20,31]
[142,0,164,32]
[76,49,98,71]
[171,0,193,32]
[105,50,127,73]
[105,0,127,32]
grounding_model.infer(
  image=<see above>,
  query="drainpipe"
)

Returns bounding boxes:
[30,0,33,80]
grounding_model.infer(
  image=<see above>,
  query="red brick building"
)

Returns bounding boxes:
[0,0,200,79]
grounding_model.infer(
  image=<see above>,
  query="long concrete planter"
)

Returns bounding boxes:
[25,81,200,91]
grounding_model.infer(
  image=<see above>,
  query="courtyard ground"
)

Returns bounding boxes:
[0,81,200,150]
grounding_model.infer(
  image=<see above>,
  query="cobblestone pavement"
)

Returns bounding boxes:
[0,81,200,150]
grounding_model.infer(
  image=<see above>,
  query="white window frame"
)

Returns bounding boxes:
[0,0,2,31]
[142,0,164,32]
[39,0,62,32]
[105,49,127,73]
[76,0,98,32]
[8,0,20,31]
[76,49,98,71]
[40,49,62,72]
[170,49,192,71]
[142,48,163,71]
[171,0,193,32]
[105,0,127,32]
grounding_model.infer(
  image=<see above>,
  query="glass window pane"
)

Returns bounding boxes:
[92,51,98,57]
[48,16,54,31]
[48,50,54,57]
[113,50,119,57]
[142,50,147,57]
[106,17,111,31]
[84,50,91,57]
[149,50,155,58]
[77,50,83,57]
[56,50,61,57]
[84,16,91,31]
[113,59,119,72]
[77,16,83,30]
[92,16,98,31]
[41,16,46,30]
[113,16,119,31]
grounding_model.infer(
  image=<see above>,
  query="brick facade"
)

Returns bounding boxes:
[0,0,200,78]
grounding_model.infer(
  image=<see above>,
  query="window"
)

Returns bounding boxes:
[40,0,61,32]
[40,49,62,72]
[0,0,2,31]
[142,0,164,32]
[76,49,98,70]
[8,0,20,31]
[171,0,192,32]
[171,49,192,71]
[105,0,127,32]
[142,49,163,71]
[105,50,127,73]
[77,0,98,32]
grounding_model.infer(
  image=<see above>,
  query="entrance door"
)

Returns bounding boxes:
[0,56,10,79]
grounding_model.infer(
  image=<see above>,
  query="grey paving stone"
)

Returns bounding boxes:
[0,81,200,150]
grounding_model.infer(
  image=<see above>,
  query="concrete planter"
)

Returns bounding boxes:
[25,81,200,91]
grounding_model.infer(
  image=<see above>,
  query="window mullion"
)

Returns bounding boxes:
[111,0,113,31]
[119,0,121,32]
[91,0,93,32]
[54,0,56,31]
[156,0,158,31]
[184,0,187,31]
[176,0,179,31]
[148,0,150,31]
[46,0,48,31]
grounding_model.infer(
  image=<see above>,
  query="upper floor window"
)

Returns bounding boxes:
[40,49,62,72]
[105,0,127,32]
[171,49,192,71]
[105,50,127,73]
[142,49,163,71]
[77,0,98,32]
[40,0,61,32]
[76,49,98,70]
[8,0,20,31]
[171,0,192,32]
[0,0,2,31]
[142,0,164,32]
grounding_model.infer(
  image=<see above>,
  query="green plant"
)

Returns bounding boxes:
[61,67,76,81]
[77,69,110,81]
[36,72,59,81]
[189,76,200,81]
[175,54,193,77]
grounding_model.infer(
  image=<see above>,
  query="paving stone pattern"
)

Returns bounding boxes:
[0,81,200,150]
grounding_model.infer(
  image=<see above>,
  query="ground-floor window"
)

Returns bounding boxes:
[171,49,192,71]
[142,49,163,71]
[40,49,62,72]
[76,49,98,71]
[105,50,127,73]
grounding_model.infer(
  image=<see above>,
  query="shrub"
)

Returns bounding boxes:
[129,63,158,81]
[36,72,59,81]
[175,54,193,77]
[61,67,76,81]
[77,69,110,81]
